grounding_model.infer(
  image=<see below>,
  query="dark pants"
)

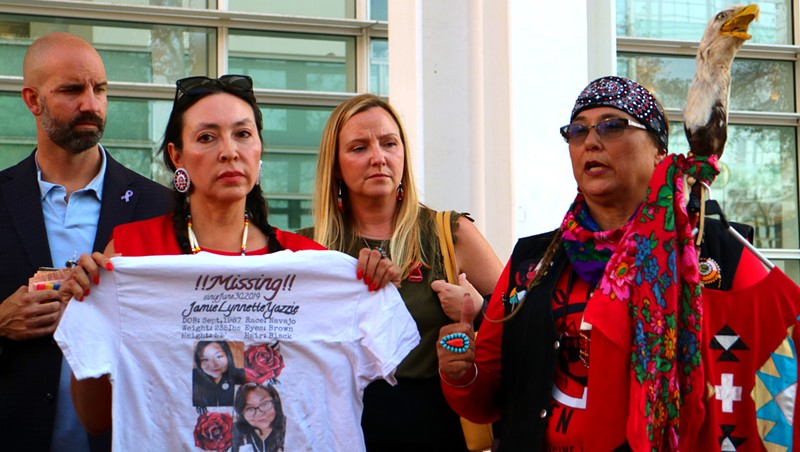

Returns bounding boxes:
[362,377,468,452]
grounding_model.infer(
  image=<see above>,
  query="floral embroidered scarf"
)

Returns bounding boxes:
[561,196,631,287]
[581,154,718,450]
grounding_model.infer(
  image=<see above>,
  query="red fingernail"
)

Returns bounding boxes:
[369,282,377,291]
[106,262,114,271]
[357,269,364,280]
[78,296,84,302]
[93,276,100,285]
[85,288,91,296]
[364,275,372,285]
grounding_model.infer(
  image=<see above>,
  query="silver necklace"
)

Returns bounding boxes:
[363,237,388,258]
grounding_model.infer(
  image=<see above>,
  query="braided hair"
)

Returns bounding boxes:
[485,229,563,323]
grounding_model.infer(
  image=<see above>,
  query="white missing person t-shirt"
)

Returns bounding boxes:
[55,250,420,452]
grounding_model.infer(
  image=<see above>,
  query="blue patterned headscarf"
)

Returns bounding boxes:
[570,76,669,152]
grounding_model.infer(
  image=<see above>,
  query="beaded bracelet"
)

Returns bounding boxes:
[439,363,478,388]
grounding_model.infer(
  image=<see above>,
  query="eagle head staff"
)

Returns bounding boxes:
[684,4,758,159]
[698,4,759,63]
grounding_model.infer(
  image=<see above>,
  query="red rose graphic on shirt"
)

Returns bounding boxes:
[194,411,233,452]
[244,342,285,385]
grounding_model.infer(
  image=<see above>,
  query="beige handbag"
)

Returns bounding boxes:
[434,210,494,452]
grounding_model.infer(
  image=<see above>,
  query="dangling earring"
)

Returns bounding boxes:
[396,183,404,202]
[336,179,344,212]
[256,160,263,186]
[173,168,191,193]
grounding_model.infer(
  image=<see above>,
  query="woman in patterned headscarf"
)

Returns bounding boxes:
[436,76,729,451]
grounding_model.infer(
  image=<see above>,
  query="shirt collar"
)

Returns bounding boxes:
[36,146,108,202]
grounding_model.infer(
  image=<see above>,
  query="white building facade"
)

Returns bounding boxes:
[0,0,797,279]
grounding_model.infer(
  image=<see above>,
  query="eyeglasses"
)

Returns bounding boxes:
[559,118,647,145]
[243,398,274,418]
[174,75,255,104]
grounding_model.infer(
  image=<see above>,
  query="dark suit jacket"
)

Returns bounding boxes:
[0,148,172,451]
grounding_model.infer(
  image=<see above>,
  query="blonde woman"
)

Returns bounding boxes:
[299,94,502,450]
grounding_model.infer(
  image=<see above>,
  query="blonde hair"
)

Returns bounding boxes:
[312,94,425,278]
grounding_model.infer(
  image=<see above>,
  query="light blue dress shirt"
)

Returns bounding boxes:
[37,148,107,452]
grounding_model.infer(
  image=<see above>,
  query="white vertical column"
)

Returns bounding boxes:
[414,0,473,221]
[479,0,513,258]
[387,0,425,193]
[507,1,591,243]
[389,0,595,260]
[587,0,617,80]
[389,0,513,257]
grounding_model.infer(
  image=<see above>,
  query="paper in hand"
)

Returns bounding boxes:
[28,267,71,291]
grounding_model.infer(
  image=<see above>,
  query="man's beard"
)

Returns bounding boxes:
[40,99,105,154]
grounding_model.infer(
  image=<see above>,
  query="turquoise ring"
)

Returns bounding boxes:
[440,333,470,353]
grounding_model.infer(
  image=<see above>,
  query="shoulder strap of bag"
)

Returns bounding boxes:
[437,211,494,451]
[435,210,458,284]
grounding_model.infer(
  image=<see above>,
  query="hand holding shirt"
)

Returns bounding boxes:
[55,250,419,452]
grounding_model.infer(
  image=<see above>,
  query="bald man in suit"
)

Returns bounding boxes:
[0,32,171,451]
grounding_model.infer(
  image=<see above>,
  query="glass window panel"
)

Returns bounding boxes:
[49,0,210,7]
[0,92,37,140]
[667,122,798,250]
[617,53,794,113]
[0,38,26,77]
[226,0,354,18]
[259,105,328,231]
[267,199,313,232]
[0,14,215,83]
[616,0,791,45]
[262,105,331,148]
[0,145,37,172]
[369,38,389,96]
[370,0,388,21]
[103,98,173,182]
[0,92,39,170]
[108,146,164,180]
[229,31,355,93]
[0,91,173,180]
[772,259,800,284]
[262,152,318,194]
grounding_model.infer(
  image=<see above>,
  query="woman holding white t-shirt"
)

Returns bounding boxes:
[57,75,335,434]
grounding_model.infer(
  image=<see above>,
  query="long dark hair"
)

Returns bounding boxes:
[234,382,286,452]
[194,341,235,378]
[160,75,282,254]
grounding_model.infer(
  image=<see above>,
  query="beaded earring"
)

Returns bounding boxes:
[337,179,344,212]
[173,168,191,193]
[396,183,404,202]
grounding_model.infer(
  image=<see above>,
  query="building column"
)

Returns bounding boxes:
[389,0,593,260]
